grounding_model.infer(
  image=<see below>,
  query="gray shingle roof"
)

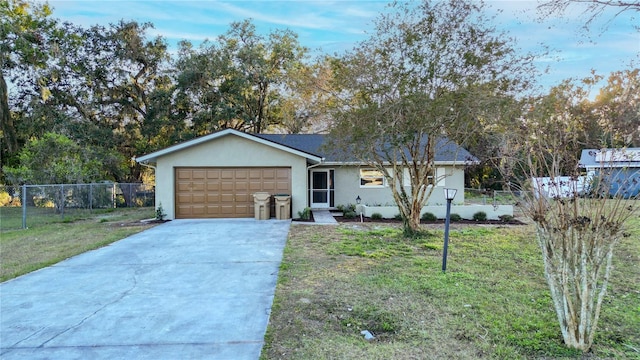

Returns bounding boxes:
[255,133,478,163]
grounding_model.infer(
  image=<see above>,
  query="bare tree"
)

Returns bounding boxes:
[538,0,640,26]
[502,79,640,352]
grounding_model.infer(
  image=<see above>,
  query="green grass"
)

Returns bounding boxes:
[0,206,144,231]
[261,218,640,359]
[0,207,155,281]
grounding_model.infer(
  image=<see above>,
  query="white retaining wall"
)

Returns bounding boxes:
[358,204,514,220]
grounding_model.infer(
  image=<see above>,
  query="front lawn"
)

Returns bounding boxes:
[261,220,640,359]
[0,207,156,282]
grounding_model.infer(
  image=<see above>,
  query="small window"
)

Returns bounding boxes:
[403,168,439,187]
[360,169,385,187]
[426,169,435,186]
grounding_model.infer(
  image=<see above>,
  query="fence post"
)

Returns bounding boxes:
[60,184,64,219]
[22,184,27,229]
[89,183,93,211]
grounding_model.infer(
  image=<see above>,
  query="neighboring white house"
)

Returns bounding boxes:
[531,176,590,199]
[134,129,482,220]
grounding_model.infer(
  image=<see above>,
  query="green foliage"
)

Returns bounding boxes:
[450,213,462,222]
[343,210,356,219]
[327,0,535,235]
[297,207,311,220]
[421,212,437,221]
[337,203,356,213]
[155,202,166,221]
[499,214,514,222]
[473,211,488,221]
[3,132,103,185]
[174,19,307,134]
[370,212,383,220]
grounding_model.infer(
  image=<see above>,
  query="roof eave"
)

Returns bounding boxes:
[134,129,323,164]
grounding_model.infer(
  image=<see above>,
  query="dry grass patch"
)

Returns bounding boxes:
[262,220,640,359]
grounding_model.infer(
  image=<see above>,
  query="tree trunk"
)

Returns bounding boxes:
[404,209,422,237]
[535,225,617,352]
[1,73,18,156]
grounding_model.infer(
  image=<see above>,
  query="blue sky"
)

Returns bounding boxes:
[44,0,639,93]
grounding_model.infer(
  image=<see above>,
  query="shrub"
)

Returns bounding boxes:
[156,203,166,221]
[499,214,514,222]
[298,207,311,220]
[421,212,437,221]
[337,203,356,213]
[393,213,403,221]
[473,211,487,221]
[449,213,462,222]
[0,190,12,206]
[343,210,357,219]
[371,212,383,220]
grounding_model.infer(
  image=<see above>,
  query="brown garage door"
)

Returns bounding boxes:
[175,167,291,219]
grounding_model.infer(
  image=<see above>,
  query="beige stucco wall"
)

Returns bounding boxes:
[319,165,465,208]
[154,134,309,219]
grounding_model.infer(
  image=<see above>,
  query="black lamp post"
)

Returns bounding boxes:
[442,188,457,273]
[356,196,362,222]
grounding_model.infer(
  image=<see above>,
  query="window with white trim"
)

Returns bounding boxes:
[360,169,385,187]
[402,167,445,187]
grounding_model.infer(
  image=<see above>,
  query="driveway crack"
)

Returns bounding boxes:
[36,269,140,348]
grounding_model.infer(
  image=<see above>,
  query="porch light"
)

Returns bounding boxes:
[356,195,361,204]
[444,188,457,201]
[442,188,457,273]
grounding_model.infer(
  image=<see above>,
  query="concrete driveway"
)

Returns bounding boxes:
[0,219,290,360]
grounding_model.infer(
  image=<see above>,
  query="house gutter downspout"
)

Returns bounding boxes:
[306,158,325,170]
[138,160,157,172]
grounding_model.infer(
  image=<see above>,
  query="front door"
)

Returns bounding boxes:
[310,170,334,208]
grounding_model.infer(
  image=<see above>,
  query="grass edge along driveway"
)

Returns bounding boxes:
[261,221,640,360]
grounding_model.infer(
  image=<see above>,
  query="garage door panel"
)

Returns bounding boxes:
[262,169,275,178]
[191,193,206,203]
[235,170,248,179]
[235,194,250,202]
[220,181,234,191]
[221,170,234,179]
[192,170,206,179]
[192,183,205,192]
[220,193,234,202]
[249,170,262,178]
[191,205,205,216]
[175,167,291,219]
[207,169,221,179]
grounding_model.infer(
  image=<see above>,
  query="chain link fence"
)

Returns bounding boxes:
[463,188,522,206]
[0,183,155,230]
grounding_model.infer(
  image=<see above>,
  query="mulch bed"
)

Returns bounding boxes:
[291,211,526,225]
[333,216,526,225]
